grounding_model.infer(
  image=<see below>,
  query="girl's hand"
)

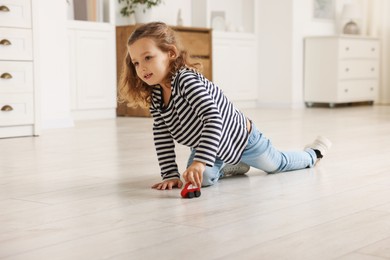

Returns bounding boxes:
[151,179,183,190]
[182,161,206,188]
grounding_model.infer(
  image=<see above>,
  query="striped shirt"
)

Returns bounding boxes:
[150,68,249,181]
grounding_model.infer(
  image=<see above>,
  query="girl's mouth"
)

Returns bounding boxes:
[144,73,153,80]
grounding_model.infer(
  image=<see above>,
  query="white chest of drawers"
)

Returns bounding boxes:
[0,0,39,138]
[304,36,380,107]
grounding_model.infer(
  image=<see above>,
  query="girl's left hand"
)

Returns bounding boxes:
[182,161,206,188]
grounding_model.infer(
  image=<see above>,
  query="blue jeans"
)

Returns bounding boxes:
[187,122,317,187]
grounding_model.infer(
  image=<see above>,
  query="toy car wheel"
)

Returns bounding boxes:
[194,190,201,197]
[187,192,194,198]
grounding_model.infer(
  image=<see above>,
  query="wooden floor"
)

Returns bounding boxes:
[1,105,390,260]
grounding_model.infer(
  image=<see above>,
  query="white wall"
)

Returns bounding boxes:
[378,0,390,104]
[257,0,293,107]
[35,0,73,129]
[257,0,344,108]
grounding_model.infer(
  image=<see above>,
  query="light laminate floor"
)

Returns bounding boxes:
[1,105,390,260]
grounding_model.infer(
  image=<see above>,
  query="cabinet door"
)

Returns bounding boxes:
[213,37,257,101]
[72,30,116,110]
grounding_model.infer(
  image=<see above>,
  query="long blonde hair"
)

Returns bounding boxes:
[118,22,201,108]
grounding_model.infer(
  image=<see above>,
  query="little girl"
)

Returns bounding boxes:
[119,22,332,190]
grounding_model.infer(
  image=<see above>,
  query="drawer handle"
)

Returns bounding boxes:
[345,68,350,72]
[0,5,10,12]
[0,72,12,79]
[345,47,350,51]
[344,89,349,93]
[370,87,374,91]
[1,105,13,112]
[0,39,12,46]
[371,48,376,52]
[371,67,375,72]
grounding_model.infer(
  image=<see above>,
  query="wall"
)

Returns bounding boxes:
[35,0,73,129]
[257,0,343,108]
[257,0,293,107]
[378,0,390,104]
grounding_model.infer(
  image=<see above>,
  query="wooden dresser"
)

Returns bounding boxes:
[116,25,212,117]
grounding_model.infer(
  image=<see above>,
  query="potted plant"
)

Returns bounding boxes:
[118,0,162,23]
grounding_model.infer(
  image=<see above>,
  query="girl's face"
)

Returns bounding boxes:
[128,37,172,87]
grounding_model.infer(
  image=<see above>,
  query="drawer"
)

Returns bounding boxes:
[339,39,379,59]
[337,80,378,102]
[339,60,379,79]
[0,61,33,93]
[0,0,32,28]
[0,93,34,125]
[176,31,211,57]
[200,58,211,80]
[0,27,33,60]
[187,57,211,80]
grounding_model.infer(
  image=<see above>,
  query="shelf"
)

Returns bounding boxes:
[212,31,256,40]
[67,0,115,28]
[191,0,256,34]
[305,35,380,40]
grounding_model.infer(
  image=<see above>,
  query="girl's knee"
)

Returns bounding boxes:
[202,168,220,187]
[201,179,215,187]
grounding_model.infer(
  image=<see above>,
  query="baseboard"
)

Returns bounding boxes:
[256,101,305,109]
[71,108,116,121]
[0,125,35,139]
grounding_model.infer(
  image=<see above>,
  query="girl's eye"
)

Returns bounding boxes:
[145,56,152,61]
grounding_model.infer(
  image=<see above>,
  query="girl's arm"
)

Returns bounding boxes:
[179,71,223,168]
[150,105,180,182]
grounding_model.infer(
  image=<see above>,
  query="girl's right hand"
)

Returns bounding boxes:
[151,179,183,190]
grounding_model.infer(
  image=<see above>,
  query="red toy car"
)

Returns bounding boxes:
[181,182,201,198]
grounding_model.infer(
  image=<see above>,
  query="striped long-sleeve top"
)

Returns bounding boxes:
[150,67,249,181]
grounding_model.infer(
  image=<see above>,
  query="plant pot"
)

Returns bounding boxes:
[134,4,153,24]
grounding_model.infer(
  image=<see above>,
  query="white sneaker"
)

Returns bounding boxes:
[305,136,332,159]
[221,162,250,177]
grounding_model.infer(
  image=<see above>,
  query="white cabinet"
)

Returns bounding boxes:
[212,32,257,102]
[68,23,116,120]
[67,0,117,120]
[304,36,380,107]
[0,0,39,138]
